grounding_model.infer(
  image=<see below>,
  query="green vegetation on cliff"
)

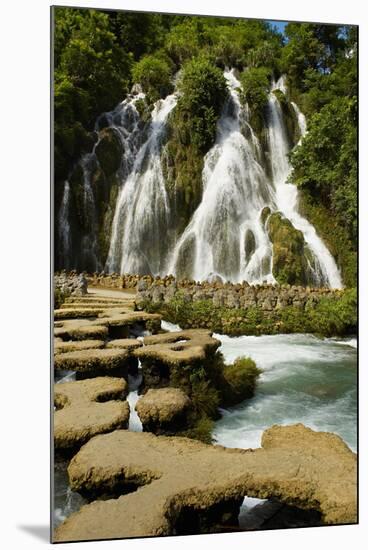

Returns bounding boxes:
[162,58,228,234]
[54,9,357,283]
[267,212,309,285]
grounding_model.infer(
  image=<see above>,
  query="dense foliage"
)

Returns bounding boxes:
[54,8,357,286]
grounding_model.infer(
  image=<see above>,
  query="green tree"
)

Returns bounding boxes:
[132,54,173,101]
[239,67,271,111]
[176,57,228,151]
[289,97,357,242]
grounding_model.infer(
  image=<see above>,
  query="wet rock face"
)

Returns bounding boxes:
[135,388,191,435]
[95,128,123,177]
[54,377,129,450]
[54,424,357,542]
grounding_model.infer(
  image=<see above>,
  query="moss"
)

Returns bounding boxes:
[298,192,357,287]
[134,97,153,124]
[221,357,262,406]
[267,212,309,285]
[54,288,69,309]
[161,120,204,235]
[260,206,271,225]
[140,289,356,337]
[179,415,214,444]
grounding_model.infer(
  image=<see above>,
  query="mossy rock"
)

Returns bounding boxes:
[221,357,262,406]
[260,206,271,226]
[268,212,308,285]
[95,128,123,177]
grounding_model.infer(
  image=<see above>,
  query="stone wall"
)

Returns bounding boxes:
[85,273,343,312]
[54,271,88,296]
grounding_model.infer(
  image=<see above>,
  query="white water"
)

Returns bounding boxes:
[168,70,275,284]
[268,77,343,288]
[127,371,143,431]
[58,181,71,269]
[213,332,357,452]
[162,320,357,451]
[106,94,177,275]
[58,70,343,289]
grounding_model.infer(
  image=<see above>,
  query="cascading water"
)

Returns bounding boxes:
[57,93,146,271]
[57,69,343,289]
[105,94,177,275]
[168,70,276,283]
[267,77,343,288]
[58,180,71,269]
[78,153,101,271]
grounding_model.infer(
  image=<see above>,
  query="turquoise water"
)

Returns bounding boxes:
[213,333,357,451]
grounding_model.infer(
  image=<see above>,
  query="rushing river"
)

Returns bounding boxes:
[212,332,357,452]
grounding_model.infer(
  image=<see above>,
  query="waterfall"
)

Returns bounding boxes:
[58,181,71,269]
[268,77,343,288]
[57,70,343,289]
[79,154,101,272]
[168,70,275,283]
[105,94,177,275]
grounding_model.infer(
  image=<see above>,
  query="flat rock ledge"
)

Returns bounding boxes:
[134,329,221,366]
[54,377,129,450]
[136,388,191,434]
[54,424,356,542]
[54,311,162,340]
[54,348,132,377]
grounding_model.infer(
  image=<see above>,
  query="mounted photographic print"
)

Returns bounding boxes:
[52,5,358,543]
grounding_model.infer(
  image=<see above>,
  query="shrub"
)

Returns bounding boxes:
[239,67,271,112]
[132,53,173,102]
[221,357,262,406]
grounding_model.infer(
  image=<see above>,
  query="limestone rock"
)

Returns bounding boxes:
[54,340,105,355]
[54,424,357,542]
[136,388,191,433]
[54,348,131,376]
[54,377,129,449]
[136,329,221,366]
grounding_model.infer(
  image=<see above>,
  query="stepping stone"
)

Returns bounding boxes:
[54,340,105,355]
[54,377,129,450]
[134,329,221,366]
[136,388,191,434]
[54,424,357,542]
[54,348,132,378]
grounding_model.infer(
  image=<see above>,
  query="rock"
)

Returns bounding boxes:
[54,424,356,542]
[54,324,109,341]
[135,329,221,367]
[136,388,191,434]
[54,377,129,450]
[95,128,123,176]
[260,206,271,226]
[54,348,131,378]
[54,340,105,355]
[267,212,308,285]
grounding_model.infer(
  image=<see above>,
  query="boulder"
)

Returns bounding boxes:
[135,388,191,434]
[54,424,357,542]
